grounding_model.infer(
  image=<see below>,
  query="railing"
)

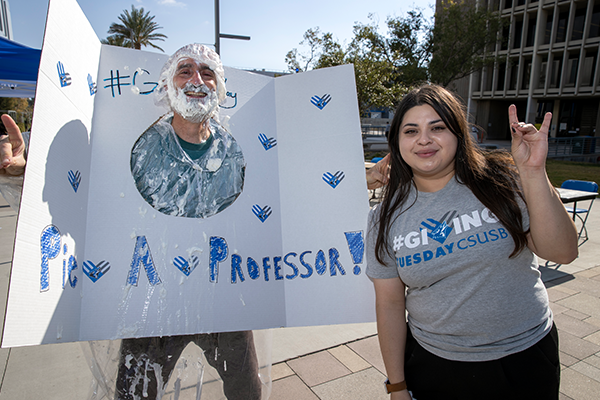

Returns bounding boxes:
[361,125,389,152]
[548,137,597,157]
[361,125,388,136]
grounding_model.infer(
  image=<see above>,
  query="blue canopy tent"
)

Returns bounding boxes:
[0,36,41,98]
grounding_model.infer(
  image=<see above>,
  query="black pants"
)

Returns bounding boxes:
[115,331,261,400]
[404,324,560,400]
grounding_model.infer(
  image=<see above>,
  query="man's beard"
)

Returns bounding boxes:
[169,83,218,123]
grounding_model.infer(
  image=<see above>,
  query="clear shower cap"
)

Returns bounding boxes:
[154,44,227,112]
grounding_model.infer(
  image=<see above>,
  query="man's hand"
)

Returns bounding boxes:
[0,114,26,176]
[366,154,390,190]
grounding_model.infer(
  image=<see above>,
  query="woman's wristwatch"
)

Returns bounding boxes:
[385,379,407,393]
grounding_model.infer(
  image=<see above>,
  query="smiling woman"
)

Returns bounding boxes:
[397,104,458,193]
[366,84,578,400]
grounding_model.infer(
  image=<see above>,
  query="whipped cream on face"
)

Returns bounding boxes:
[169,82,218,124]
[154,44,227,124]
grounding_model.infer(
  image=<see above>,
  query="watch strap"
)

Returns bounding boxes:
[385,379,407,393]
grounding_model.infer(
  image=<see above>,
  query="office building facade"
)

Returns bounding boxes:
[460,0,600,141]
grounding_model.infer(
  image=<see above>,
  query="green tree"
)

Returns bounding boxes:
[346,53,408,116]
[100,35,130,48]
[427,1,506,87]
[285,28,328,72]
[0,98,33,132]
[104,5,167,51]
[385,10,430,86]
[286,2,506,111]
[286,27,395,115]
[285,13,426,114]
[348,11,429,87]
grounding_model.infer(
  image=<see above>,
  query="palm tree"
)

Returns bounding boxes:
[106,5,167,52]
[100,35,130,47]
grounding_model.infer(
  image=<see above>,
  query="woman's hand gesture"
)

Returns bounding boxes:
[508,104,551,173]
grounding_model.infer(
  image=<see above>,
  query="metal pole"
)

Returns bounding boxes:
[215,0,220,55]
[214,0,250,56]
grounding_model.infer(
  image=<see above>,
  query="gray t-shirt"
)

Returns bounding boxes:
[366,178,552,361]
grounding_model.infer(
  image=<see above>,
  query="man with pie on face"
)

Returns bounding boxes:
[130,43,245,219]
[119,44,260,400]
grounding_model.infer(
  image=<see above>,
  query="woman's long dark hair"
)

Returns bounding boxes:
[374,84,528,265]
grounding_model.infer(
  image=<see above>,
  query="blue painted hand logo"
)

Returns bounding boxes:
[421,219,453,244]
[311,94,331,110]
[57,61,71,87]
[83,260,110,283]
[323,171,345,188]
[258,133,277,150]
[68,170,81,192]
[173,255,199,276]
[87,74,97,95]
[252,204,272,222]
[421,210,456,244]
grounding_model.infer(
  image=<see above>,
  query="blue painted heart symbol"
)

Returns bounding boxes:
[173,255,199,276]
[311,94,331,110]
[83,260,110,283]
[322,171,345,189]
[252,204,272,223]
[68,170,81,192]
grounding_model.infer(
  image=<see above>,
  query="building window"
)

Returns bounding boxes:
[580,52,597,86]
[501,24,510,50]
[536,101,554,125]
[571,7,586,41]
[550,57,562,88]
[590,4,600,38]
[504,0,513,10]
[538,58,548,89]
[556,11,569,43]
[509,63,519,89]
[558,100,585,136]
[497,62,506,90]
[514,20,523,49]
[517,0,526,5]
[484,66,494,91]
[544,11,553,44]
[473,69,482,92]
[522,60,532,89]
[526,15,537,47]
[565,54,579,87]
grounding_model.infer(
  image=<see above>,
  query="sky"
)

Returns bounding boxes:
[8,0,433,72]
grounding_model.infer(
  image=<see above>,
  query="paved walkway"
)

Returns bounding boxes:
[0,188,599,399]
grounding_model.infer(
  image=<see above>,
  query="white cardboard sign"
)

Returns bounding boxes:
[2,0,374,347]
